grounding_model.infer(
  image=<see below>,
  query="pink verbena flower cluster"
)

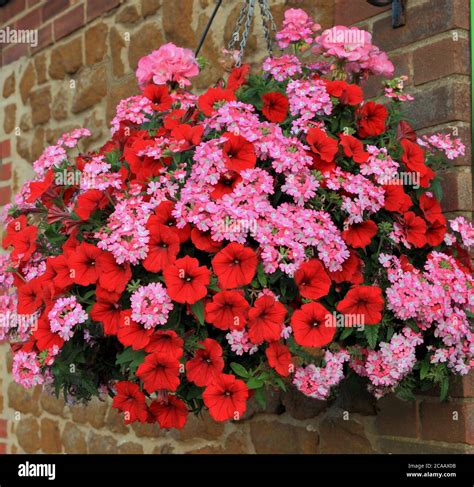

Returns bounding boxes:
[418,133,466,160]
[350,328,423,398]
[48,296,88,341]
[12,351,45,389]
[384,253,474,374]
[293,350,350,400]
[95,191,153,264]
[131,283,174,329]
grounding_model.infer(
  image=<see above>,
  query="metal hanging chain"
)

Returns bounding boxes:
[196,0,277,65]
[258,0,277,57]
[227,0,277,66]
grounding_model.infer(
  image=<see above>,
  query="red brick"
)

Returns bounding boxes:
[15,7,42,30]
[0,0,26,23]
[0,444,6,455]
[28,0,41,6]
[54,4,85,41]
[42,0,70,21]
[86,0,121,22]
[440,171,473,213]
[373,0,470,53]
[0,419,7,438]
[335,0,390,25]
[0,186,12,206]
[376,395,419,438]
[403,80,470,130]
[420,401,474,444]
[0,162,12,181]
[413,37,470,86]
[31,23,54,54]
[0,140,11,158]
[450,373,474,398]
[1,43,29,65]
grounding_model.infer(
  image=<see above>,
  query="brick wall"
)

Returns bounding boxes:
[0,0,472,454]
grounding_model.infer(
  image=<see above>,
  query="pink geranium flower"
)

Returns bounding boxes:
[136,42,200,88]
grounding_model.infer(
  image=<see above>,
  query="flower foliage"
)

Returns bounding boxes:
[1,9,472,428]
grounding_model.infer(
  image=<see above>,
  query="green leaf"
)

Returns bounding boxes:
[364,325,379,349]
[339,327,354,340]
[274,377,287,392]
[420,361,430,381]
[246,377,264,389]
[191,300,205,326]
[230,362,249,378]
[116,347,146,374]
[254,387,267,409]
[439,377,449,401]
[257,263,267,288]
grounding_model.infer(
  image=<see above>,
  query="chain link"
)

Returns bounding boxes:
[228,0,277,66]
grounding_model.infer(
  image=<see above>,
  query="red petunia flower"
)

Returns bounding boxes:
[339,134,369,163]
[117,310,153,350]
[210,170,242,199]
[90,288,124,335]
[136,352,181,393]
[17,278,44,314]
[419,193,444,224]
[357,102,388,138]
[328,250,363,285]
[152,200,191,243]
[198,87,236,116]
[222,132,256,172]
[143,84,173,111]
[291,302,336,348]
[326,80,363,106]
[336,285,384,326]
[186,338,225,387]
[247,295,287,344]
[212,243,257,289]
[425,217,446,247]
[145,330,184,358]
[3,224,38,264]
[143,222,180,273]
[266,342,293,377]
[227,64,250,91]
[294,259,331,300]
[149,396,188,429]
[205,290,249,331]
[163,255,210,304]
[383,184,413,213]
[261,92,289,123]
[402,211,427,248]
[171,124,204,150]
[400,139,434,188]
[202,373,248,422]
[69,242,104,286]
[401,139,425,171]
[26,169,55,204]
[45,254,75,291]
[191,228,222,253]
[33,308,65,351]
[112,381,148,424]
[342,220,378,249]
[74,189,110,221]
[2,215,28,249]
[307,128,339,172]
[96,251,132,294]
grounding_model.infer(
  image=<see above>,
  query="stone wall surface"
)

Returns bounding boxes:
[0,0,472,454]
